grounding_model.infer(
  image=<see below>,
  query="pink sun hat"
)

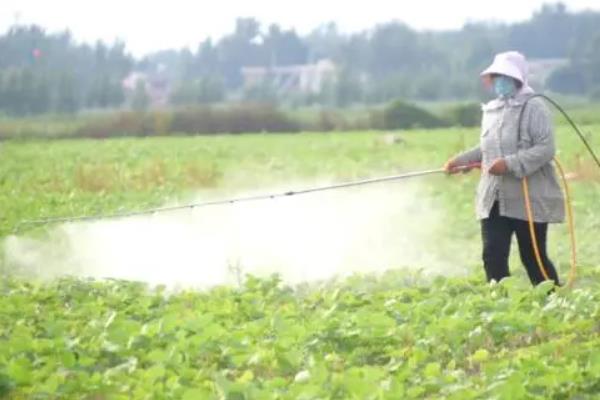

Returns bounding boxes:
[480,51,529,84]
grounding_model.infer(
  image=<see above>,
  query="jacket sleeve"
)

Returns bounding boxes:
[504,100,555,179]
[453,145,482,166]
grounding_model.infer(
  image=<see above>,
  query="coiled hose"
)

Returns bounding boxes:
[519,95,600,288]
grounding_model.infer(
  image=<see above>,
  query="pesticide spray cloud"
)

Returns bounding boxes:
[4,182,468,289]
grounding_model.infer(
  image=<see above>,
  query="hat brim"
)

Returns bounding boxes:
[480,63,524,84]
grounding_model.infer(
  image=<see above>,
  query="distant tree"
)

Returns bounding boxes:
[56,73,79,113]
[30,72,51,114]
[338,34,370,73]
[414,75,444,101]
[169,83,195,105]
[366,74,413,104]
[197,76,225,103]
[508,3,573,58]
[3,70,24,115]
[305,22,344,62]
[171,76,225,105]
[0,25,132,114]
[466,36,497,71]
[194,39,219,78]
[243,81,278,103]
[547,32,600,96]
[333,69,363,107]
[546,65,586,94]
[218,18,263,88]
[368,22,419,77]
[5,4,600,113]
[583,34,600,85]
[131,80,150,111]
[263,24,308,66]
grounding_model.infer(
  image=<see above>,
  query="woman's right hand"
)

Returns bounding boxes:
[444,158,480,175]
[444,158,461,175]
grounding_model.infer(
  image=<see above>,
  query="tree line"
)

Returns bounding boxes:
[1,2,600,116]
[0,26,131,115]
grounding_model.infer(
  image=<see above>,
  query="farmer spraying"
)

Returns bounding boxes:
[21,50,599,287]
[445,51,563,286]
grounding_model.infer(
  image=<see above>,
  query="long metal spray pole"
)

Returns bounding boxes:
[18,168,451,230]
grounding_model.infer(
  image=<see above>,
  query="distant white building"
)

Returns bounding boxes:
[241,59,337,95]
[122,72,171,108]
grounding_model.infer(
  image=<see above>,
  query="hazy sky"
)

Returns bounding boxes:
[2,0,600,56]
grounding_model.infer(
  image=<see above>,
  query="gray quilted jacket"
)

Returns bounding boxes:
[454,91,565,223]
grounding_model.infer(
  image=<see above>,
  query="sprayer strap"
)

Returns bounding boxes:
[516,95,535,146]
[516,94,600,169]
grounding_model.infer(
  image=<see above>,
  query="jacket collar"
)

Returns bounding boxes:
[482,86,535,112]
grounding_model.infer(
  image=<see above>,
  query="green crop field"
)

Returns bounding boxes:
[1,125,600,399]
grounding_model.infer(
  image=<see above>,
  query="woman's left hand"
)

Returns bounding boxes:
[489,158,508,176]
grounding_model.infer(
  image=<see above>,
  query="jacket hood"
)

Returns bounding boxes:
[481,51,530,85]
[481,51,535,110]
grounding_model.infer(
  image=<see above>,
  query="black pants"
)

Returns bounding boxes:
[481,202,560,286]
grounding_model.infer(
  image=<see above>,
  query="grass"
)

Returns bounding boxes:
[1,125,600,398]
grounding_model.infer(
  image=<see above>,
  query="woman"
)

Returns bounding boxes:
[445,51,564,286]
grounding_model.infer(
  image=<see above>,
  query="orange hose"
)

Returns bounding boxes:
[553,158,577,288]
[521,158,577,287]
[521,178,551,281]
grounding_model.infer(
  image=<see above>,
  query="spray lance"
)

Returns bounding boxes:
[16,95,600,286]
[18,167,461,228]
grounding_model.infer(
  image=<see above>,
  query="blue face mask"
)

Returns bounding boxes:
[493,75,518,98]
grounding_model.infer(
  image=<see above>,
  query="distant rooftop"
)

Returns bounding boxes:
[241,59,337,95]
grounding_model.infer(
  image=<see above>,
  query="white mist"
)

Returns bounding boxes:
[4,182,468,289]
